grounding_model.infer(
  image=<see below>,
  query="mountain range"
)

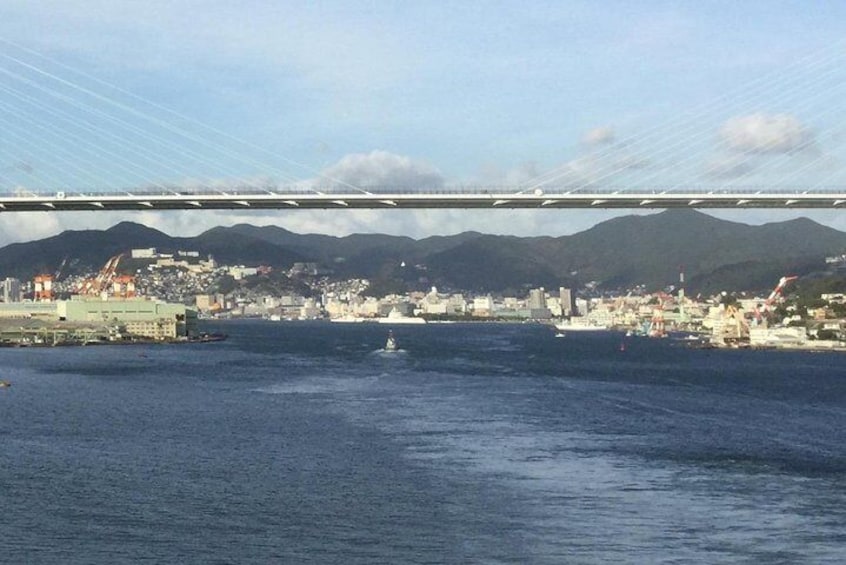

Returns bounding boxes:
[1,209,845,295]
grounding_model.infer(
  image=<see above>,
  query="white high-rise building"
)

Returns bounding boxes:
[559,287,574,316]
[2,277,22,303]
[528,288,546,310]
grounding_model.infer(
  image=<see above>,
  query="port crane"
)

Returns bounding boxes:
[766,276,798,305]
[77,253,136,298]
[752,275,798,324]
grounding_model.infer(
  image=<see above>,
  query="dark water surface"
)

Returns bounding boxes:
[2,321,845,563]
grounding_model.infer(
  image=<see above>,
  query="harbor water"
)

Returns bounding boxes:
[2,321,845,563]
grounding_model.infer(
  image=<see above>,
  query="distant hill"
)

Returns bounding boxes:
[0,221,304,280]
[1,210,845,295]
[186,227,304,267]
[0,222,174,280]
[552,209,844,292]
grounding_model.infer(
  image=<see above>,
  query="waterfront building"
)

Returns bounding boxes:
[585,307,615,327]
[0,301,58,319]
[447,294,468,315]
[354,297,381,318]
[575,298,589,317]
[123,318,181,340]
[559,288,574,317]
[324,297,351,319]
[195,294,215,312]
[300,298,322,320]
[502,297,521,310]
[58,297,196,338]
[420,287,450,315]
[528,288,546,310]
[0,297,195,342]
[472,295,494,317]
[2,278,22,303]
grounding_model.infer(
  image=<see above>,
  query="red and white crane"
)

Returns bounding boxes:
[766,275,798,306]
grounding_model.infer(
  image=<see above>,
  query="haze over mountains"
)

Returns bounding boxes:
[1,209,844,295]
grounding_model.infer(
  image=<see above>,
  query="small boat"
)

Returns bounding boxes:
[191,332,228,343]
[384,331,398,352]
[554,332,566,338]
[0,380,11,388]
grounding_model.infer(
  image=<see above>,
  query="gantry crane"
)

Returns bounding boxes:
[77,253,135,298]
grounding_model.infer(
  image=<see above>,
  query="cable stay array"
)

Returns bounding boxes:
[1,38,846,210]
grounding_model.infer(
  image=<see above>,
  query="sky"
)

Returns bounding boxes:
[2,1,846,242]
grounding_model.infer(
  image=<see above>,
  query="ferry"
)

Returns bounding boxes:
[331,314,368,323]
[378,307,426,324]
[554,317,608,332]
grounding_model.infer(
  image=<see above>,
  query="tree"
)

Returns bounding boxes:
[214,274,237,295]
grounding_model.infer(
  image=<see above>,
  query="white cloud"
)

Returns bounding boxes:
[317,150,444,191]
[582,126,616,146]
[720,113,812,153]
[2,202,844,251]
[0,206,649,247]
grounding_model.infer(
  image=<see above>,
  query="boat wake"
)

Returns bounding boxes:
[372,348,409,357]
[254,375,381,396]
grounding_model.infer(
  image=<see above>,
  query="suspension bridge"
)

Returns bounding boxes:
[2,39,846,212]
[2,187,846,212]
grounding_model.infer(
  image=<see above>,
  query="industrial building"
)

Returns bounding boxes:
[0,297,196,341]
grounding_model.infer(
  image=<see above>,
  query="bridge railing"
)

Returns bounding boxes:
[5,185,846,198]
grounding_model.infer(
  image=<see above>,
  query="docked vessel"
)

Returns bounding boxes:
[554,317,608,332]
[330,314,368,323]
[378,308,426,324]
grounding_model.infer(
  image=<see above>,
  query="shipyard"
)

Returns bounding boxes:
[1,240,845,352]
[0,256,197,346]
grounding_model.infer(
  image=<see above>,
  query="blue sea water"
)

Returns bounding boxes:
[2,321,845,564]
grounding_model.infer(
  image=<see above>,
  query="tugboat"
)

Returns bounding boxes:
[384,330,398,352]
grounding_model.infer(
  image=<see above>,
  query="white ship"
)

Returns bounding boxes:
[330,314,368,323]
[377,308,426,324]
[554,317,608,332]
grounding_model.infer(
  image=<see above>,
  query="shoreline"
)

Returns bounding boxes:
[0,332,227,348]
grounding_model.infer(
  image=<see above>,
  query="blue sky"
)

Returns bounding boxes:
[2,1,846,241]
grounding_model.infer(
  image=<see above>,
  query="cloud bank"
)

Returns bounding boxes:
[720,113,812,153]
[318,150,444,190]
[582,126,616,146]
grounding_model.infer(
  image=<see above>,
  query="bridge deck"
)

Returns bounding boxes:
[1,191,846,211]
